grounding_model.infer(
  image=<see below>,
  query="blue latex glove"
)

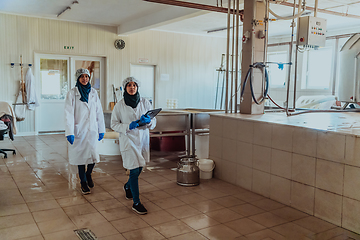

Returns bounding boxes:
[140,114,151,124]
[66,135,74,145]
[129,121,139,130]
[98,133,104,141]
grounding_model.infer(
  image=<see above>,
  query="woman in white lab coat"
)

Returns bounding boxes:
[64,68,105,195]
[111,77,156,215]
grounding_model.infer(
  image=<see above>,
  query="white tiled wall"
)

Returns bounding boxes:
[209,114,360,234]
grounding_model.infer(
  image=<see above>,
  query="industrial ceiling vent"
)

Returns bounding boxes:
[338,33,360,103]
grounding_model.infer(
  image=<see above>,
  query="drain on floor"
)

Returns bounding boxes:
[74,229,98,240]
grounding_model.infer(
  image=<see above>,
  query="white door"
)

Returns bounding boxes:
[35,54,105,133]
[130,64,155,106]
[35,54,69,133]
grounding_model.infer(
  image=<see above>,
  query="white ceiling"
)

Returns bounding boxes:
[0,0,359,38]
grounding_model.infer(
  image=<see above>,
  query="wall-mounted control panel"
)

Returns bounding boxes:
[297,16,327,47]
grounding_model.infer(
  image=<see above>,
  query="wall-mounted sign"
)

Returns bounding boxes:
[138,58,149,63]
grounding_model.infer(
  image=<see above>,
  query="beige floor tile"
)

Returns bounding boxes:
[70,212,108,228]
[121,226,166,240]
[0,223,41,240]
[271,222,315,240]
[233,190,265,202]
[176,193,207,204]
[88,221,119,238]
[163,185,196,196]
[63,203,98,217]
[32,208,68,223]
[168,231,208,240]
[180,213,220,230]
[111,216,149,233]
[166,205,202,219]
[153,196,186,209]
[205,208,243,223]
[100,233,126,240]
[18,235,44,240]
[91,199,124,211]
[0,213,35,229]
[191,200,224,213]
[212,195,246,207]
[230,203,264,217]
[293,216,337,234]
[140,210,177,226]
[99,206,134,221]
[197,224,241,240]
[251,198,285,211]
[37,216,76,235]
[56,196,88,207]
[249,212,288,228]
[43,229,78,240]
[245,229,286,240]
[0,203,30,217]
[270,206,309,221]
[153,220,194,238]
[225,218,266,235]
[22,192,55,203]
[83,191,114,202]
[197,188,229,199]
[141,190,172,201]
[27,199,60,212]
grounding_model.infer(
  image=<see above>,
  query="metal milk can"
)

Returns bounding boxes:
[177,157,199,186]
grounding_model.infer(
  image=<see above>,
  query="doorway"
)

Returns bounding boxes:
[35,54,105,133]
[130,64,155,106]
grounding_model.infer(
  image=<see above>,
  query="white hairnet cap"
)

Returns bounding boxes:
[75,68,90,81]
[122,77,140,89]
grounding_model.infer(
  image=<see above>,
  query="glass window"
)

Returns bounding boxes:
[40,59,68,99]
[301,47,333,89]
[75,60,101,97]
[268,52,288,88]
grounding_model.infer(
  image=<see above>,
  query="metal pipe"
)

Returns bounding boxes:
[332,38,339,95]
[314,0,318,17]
[225,0,231,113]
[234,0,239,113]
[263,0,269,107]
[285,0,297,114]
[293,0,302,109]
[144,0,239,14]
[230,0,235,113]
[191,113,195,156]
[278,1,360,19]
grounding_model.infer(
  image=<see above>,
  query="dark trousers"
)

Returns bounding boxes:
[125,167,143,204]
[78,163,95,183]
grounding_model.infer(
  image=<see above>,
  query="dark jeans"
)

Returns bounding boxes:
[78,163,95,183]
[125,167,143,204]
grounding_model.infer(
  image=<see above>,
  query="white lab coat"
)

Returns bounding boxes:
[64,87,105,166]
[111,98,156,170]
[25,68,39,110]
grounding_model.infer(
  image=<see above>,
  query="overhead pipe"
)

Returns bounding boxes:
[285,0,297,114]
[225,0,231,113]
[230,0,236,113]
[234,0,240,113]
[144,0,239,14]
[314,0,318,17]
[278,1,360,19]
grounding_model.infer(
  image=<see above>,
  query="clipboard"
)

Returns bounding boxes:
[137,108,162,127]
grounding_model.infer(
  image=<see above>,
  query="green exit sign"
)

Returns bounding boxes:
[64,46,74,49]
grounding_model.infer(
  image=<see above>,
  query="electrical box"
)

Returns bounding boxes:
[297,16,327,47]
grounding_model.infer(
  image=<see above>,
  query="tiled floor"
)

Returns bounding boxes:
[1,135,360,240]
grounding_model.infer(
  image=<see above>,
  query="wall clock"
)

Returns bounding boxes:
[114,39,125,50]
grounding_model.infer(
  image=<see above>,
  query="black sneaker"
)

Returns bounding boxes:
[124,184,133,200]
[86,174,94,188]
[132,203,147,215]
[81,182,91,195]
